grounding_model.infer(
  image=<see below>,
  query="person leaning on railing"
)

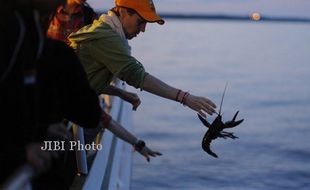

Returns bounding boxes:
[47,0,141,111]
[0,0,161,189]
[0,0,101,188]
[68,0,217,118]
[102,111,162,162]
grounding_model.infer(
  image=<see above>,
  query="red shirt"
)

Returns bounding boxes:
[47,4,97,44]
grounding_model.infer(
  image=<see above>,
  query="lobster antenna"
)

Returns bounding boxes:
[219,82,228,115]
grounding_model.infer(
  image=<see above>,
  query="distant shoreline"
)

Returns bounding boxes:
[160,14,310,23]
[98,11,310,23]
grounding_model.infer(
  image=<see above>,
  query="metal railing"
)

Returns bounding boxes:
[72,123,89,175]
[82,92,132,190]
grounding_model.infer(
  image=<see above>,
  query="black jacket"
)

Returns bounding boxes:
[0,9,101,185]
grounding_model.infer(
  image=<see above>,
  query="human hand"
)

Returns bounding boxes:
[120,91,141,111]
[138,146,162,162]
[184,94,217,118]
[133,140,162,162]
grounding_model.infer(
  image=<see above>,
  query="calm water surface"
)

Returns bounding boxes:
[128,20,310,190]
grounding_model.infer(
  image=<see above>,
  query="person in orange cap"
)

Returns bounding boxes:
[68,0,217,118]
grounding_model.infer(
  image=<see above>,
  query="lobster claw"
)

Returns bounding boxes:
[225,111,244,128]
[197,114,211,128]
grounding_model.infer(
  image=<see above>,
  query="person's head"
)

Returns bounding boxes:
[113,0,164,39]
[30,0,66,30]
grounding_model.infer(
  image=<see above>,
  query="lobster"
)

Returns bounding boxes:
[198,83,244,158]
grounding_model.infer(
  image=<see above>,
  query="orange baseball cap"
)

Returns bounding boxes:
[115,0,165,25]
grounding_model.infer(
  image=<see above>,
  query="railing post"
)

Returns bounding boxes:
[72,123,88,175]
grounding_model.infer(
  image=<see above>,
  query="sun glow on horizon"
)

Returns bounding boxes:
[250,12,262,21]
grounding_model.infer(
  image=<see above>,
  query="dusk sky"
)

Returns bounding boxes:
[88,0,310,18]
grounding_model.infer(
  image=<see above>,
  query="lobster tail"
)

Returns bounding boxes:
[202,142,218,158]
[202,131,218,158]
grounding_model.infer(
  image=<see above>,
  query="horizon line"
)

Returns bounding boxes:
[97,10,310,23]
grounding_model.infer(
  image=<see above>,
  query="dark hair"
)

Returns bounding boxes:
[82,3,96,25]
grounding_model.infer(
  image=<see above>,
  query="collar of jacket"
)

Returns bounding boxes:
[98,11,131,53]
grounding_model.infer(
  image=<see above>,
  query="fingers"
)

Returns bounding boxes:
[123,91,141,111]
[153,151,162,156]
[204,97,217,109]
[140,147,162,162]
[140,148,150,162]
[132,99,141,111]
[144,153,150,162]
[201,97,216,113]
[201,104,216,116]
[148,150,162,157]
[185,95,217,116]
[198,109,206,118]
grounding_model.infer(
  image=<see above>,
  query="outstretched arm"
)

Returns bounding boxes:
[106,119,162,162]
[101,85,141,110]
[142,74,217,117]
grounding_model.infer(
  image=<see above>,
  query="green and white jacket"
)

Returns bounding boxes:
[69,11,148,94]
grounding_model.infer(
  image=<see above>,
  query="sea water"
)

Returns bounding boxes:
[129,20,310,190]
